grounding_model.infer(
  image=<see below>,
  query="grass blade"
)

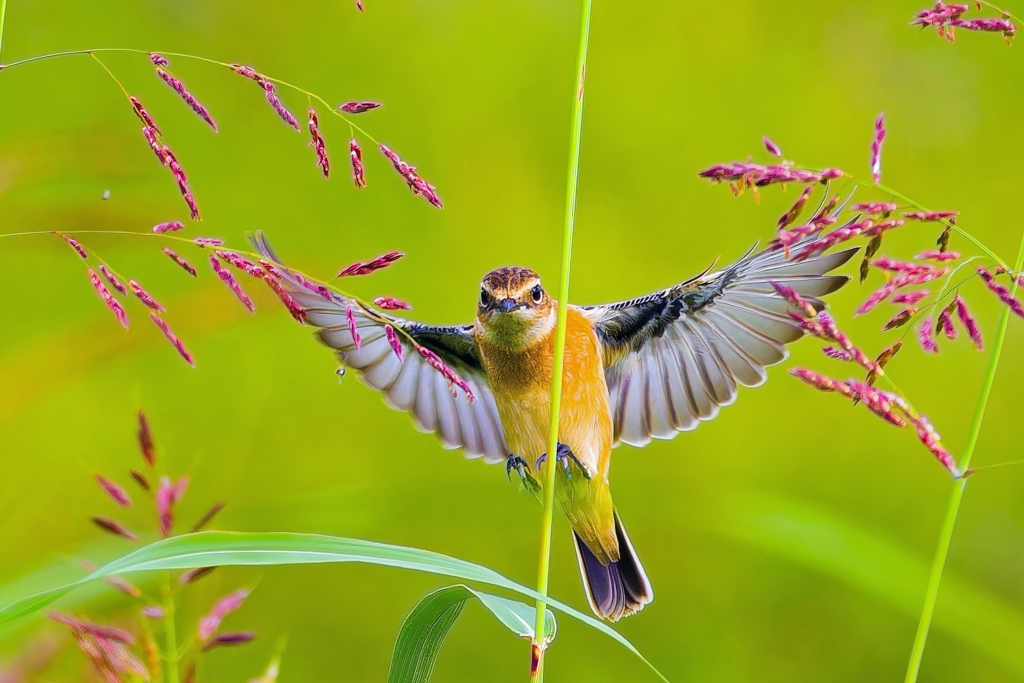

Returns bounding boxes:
[388,585,556,683]
[0,531,668,682]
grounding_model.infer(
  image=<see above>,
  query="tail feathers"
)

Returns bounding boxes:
[573,514,653,622]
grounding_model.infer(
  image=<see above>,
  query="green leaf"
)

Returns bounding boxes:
[387,585,555,683]
[0,531,667,682]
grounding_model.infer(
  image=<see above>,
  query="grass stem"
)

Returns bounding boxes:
[904,228,1024,682]
[531,0,593,680]
[164,573,179,683]
[0,0,8,60]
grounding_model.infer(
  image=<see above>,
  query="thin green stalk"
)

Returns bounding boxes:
[904,229,1024,682]
[531,0,592,680]
[0,0,8,60]
[163,574,179,683]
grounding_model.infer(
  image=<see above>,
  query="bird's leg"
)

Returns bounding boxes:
[535,443,592,480]
[506,454,541,497]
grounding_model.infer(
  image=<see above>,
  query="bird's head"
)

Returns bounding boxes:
[475,266,555,350]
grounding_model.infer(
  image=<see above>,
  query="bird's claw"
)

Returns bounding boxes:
[535,443,591,480]
[506,454,541,497]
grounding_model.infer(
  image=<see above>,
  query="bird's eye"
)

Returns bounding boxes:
[531,285,543,303]
[480,289,491,306]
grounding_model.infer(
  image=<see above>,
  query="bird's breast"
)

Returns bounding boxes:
[477,308,613,476]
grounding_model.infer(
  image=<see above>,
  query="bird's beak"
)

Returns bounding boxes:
[499,298,519,313]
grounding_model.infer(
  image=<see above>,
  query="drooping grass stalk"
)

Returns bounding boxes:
[531,0,592,680]
[904,229,1024,682]
[163,573,179,683]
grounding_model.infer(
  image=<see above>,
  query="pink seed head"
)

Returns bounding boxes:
[380,144,443,208]
[955,296,983,349]
[936,305,958,340]
[129,96,161,137]
[129,280,165,312]
[99,265,127,295]
[892,290,929,306]
[202,631,256,651]
[209,255,256,312]
[260,272,307,323]
[261,80,301,131]
[777,185,814,230]
[143,606,165,619]
[346,304,362,351]
[156,476,175,537]
[336,251,404,277]
[385,325,404,361]
[179,567,217,585]
[56,232,88,259]
[416,346,476,402]
[307,108,330,178]
[130,469,150,490]
[193,237,225,247]
[150,53,170,67]
[918,317,939,353]
[374,296,412,310]
[138,411,155,466]
[350,138,367,189]
[197,588,250,642]
[88,269,130,329]
[339,100,382,114]
[150,313,196,367]
[903,210,958,222]
[155,68,218,132]
[769,281,817,317]
[915,249,960,262]
[870,113,885,184]
[95,474,132,507]
[91,516,138,541]
[153,221,186,234]
[762,136,782,157]
[104,576,141,597]
[163,248,198,277]
[851,202,898,214]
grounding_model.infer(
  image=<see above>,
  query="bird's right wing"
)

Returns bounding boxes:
[252,233,509,464]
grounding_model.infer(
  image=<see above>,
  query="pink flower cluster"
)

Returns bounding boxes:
[912,2,1016,42]
[380,144,444,208]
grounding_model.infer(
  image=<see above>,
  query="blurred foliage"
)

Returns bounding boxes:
[1,0,1024,681]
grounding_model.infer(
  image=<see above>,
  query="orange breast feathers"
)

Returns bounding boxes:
[477,307,613,479]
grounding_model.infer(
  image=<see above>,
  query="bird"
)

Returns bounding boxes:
[251,232,854,622]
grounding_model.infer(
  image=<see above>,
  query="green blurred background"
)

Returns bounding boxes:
[1,0,1023,681]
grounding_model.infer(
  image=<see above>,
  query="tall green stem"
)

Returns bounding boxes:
[904,230,1024,682]
[164,574,179,683]
[531,0,593,680]
[0,0,9,60]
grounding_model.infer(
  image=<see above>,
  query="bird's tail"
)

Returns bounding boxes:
[573,512,653,622]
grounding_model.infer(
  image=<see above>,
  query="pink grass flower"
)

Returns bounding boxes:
[161,146,202,220]
[770,281,818,317]
[851,202,898,214]
[130,469,150,490]
[350,138,367,189]
[155,67,218,132]
[88,269,130,329]
[976,266,1024,318]
[336,251,404,277]
[892,290,929,306]
[95,475,132,507]
[339,100,382,114]
[950,16,1017,41]
[150,53,170,67]
[180,567,217,585]
[49,614,134,644]
[190,502,225,532]
[357,0,365,10]
[385,325,404,361]
[955,295,983,349]
[143,606,165,619]
[150,313,196,367]
[904,411,961,477]
[156,476,176,537]
[193,237,224,247]
[104,576,141,598]
[99,265,127,295]
[91,517,138,541]
[789,368,856,398]
[142,125,163,161]
[258,270,307,323]
[822,346,854,361]
[380,144,443,208]
[903,210,958,222]
[163,248,198,277]
[129,96,161,137]
[936,303,958,340]
[777,185,814,230]
[882,308,916,331]
[870,113,885,184]
[346,304,362,351]
[138,412,155,466]
[263,82,300,131]
[416,346,476,402]
[56,232,88,259]
[762,136,782,157]
[197,588,250,642]
[916,249,960,262]
[918,317,939,353]
[153,221,186,234]
[308,108,330,177]
[294,274,333,301]
[870,257,934,275]
[210,255,256,312]
[202,631,256,651]
[374,296,412,310]
[216,250,259,274]
[129,280,165,312]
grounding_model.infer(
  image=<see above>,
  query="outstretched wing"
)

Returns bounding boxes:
[579,240,856,447]
[252,233,509,463]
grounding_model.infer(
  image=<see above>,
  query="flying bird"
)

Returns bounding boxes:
[253,233,854,621]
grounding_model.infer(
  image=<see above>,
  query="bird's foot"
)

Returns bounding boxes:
[535,443,591,480]
[506,454,541,496]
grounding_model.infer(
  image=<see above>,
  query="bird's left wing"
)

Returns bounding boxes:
[579,241,856,447]
[252,234,509,463]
